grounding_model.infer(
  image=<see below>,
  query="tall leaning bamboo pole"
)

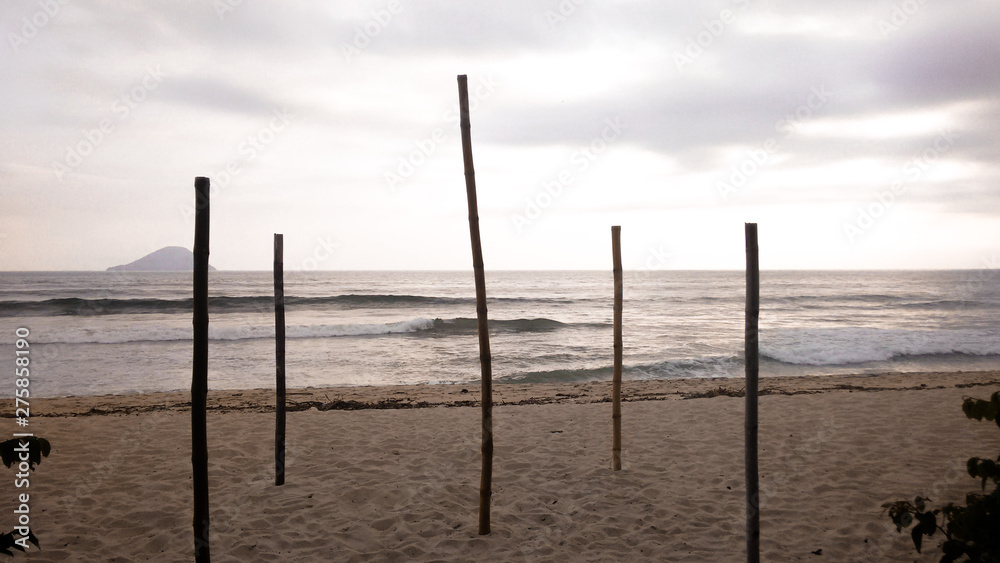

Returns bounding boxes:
[457,74,494,536]
[611,226,623,471]
[192,176,211,562]
[274,233,286,486]
[744,223,760,563]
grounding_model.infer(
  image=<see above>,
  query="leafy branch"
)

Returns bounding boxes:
[883,392,1000,562]
[0,437,50,471]
[0,533,38,558]
[0,437,50,558]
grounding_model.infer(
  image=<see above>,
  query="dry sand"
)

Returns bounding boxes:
[4,371,1000,561]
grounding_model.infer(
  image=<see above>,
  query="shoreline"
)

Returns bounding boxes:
[9,370,1000,417]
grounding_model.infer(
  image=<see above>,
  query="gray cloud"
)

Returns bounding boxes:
[160,75,282,115]
[2,0,998,269]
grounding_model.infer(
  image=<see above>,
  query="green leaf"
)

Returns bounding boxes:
[0,531,25,554]
[963,394,999,421]
[0,437,51,471]
[916,512,936,536]
[967,458,1000,490]
[982,393,997,420]
[941,539,966,562]
[897,510,913,530]
[968,457,981,478]
[963,397,981,420]
[37,438,51,458]
[911,525,923,553]
[942,539,963,554]
[886,393,1000,560]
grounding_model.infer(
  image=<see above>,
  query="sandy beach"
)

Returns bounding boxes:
[4,371,1000,561]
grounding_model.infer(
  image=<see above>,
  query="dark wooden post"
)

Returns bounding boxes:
[611,226,623,471]
[192,176,211,562]
[458,74,494,536]
[274,233,286,486]
[745,223,760,563]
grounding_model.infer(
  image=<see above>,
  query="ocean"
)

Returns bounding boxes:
[1,270,999,398]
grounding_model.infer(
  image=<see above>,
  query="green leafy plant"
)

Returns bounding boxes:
[0,532,38,558]
[883,392,1000,562]
[0,437,50,471]
[0,437,49,558]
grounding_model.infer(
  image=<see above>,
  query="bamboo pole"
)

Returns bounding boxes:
[192,176,211,562]
[744,223,760,563]
[611,226,623,471]
[274,233,286,486]
[457,74,494,536]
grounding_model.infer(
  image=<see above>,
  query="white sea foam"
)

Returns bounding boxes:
[8,270,1000,398]
[760,327,1000,365]
[286,318,435,339]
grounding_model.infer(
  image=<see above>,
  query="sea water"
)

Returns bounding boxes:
[1,270,999,397]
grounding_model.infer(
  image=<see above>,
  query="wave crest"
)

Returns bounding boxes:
[27,316,580,344]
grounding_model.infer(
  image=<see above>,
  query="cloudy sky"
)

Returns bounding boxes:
[2,0,998,271]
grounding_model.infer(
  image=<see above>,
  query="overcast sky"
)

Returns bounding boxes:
[2,0,998,271]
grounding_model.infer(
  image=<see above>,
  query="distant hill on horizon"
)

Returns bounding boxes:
[107,246,217,272]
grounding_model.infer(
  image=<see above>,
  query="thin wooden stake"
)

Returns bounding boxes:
[611,226,623,471]
[458,74,494,536]
[274,233,286,486]
[745,223,760,563]
[192,176,211,562]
